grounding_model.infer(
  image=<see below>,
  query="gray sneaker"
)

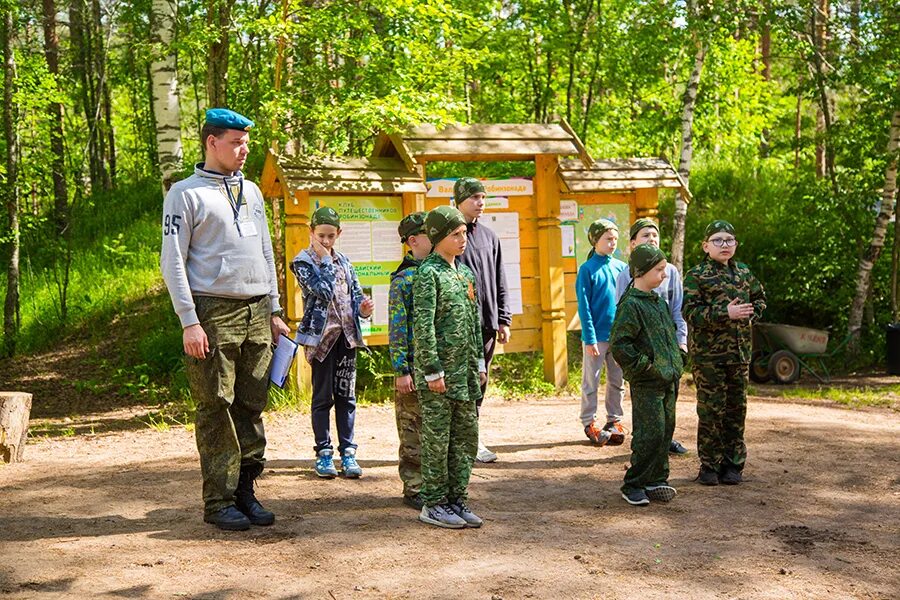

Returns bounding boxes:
[645,484,677,502]
[418,503,466,529]
[475,442,498,463]
[448,501,483,528]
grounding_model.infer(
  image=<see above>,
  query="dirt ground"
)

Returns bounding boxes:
[1,385,898,600]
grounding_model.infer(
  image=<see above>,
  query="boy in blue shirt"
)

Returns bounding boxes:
[576,219,628,446]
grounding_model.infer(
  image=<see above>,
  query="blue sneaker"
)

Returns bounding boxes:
[341,448,363,478]
[315,449,338,478]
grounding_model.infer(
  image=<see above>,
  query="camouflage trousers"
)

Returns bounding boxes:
[419,388,478,507]
[394,389,423,497]
[693,363,748,472]
[186,295,271,516]
[622,382,677,493]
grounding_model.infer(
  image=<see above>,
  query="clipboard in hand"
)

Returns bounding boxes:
[269,334,299,388]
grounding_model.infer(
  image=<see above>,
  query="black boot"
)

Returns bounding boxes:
[719,465,743,485]
[234,464,275,526]
[697,465,719,486]
[204,506,251,531]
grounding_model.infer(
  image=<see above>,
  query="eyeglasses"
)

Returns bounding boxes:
[708,237,738,248]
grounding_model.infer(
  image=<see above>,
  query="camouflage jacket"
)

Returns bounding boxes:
[412,253,485,400]
[389,253,422,376]
[290,247,366,348]
[682,257,766,365]
[610,288,684,389]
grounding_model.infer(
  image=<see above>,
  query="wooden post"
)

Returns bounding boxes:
[0,392,32,463]
[285,190,312,393]
[534,154,568,387]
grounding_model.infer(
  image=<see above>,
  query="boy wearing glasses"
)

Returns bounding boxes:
[683,220,766,486]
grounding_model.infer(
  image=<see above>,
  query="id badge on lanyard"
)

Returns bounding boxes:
[224,179,258,238]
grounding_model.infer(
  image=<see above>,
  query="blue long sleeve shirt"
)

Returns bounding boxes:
[576,253,628,345]
[615,262,688,347]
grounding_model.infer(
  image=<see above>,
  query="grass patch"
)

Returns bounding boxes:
[780,384,900,409]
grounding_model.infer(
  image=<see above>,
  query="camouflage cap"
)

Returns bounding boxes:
[310,206,340,229]
[588,218,618,247]
[629,217,659,240]
[705,219,735,239]
[398,211,427,243]
[630,243,667,278]
[425,205,467,246]
[453,177,486,205]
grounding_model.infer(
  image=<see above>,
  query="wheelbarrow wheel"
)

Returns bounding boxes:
[769,350,800,384]
[749,351,771,383]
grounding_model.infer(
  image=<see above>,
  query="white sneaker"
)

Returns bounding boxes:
[475,441,498,463]
[418,504,466,529]
[448,501,483,528]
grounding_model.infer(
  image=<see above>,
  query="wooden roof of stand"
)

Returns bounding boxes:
[260,151,427,197]
[558,157,692,199]
[372,122,591,168]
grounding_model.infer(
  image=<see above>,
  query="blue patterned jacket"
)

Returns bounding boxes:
[389,253,422,375]
[290,247,366,348]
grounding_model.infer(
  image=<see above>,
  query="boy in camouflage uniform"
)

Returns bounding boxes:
[413,206,487,529]
[610,244,684,506]
[389,212,432,509]
[683,220,766,486]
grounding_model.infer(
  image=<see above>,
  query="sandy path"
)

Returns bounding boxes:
[1,387,898,599]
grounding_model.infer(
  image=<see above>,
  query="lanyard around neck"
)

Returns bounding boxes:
[223,178,244,221]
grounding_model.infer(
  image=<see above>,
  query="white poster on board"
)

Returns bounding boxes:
[481,212,523,316]
[337,222,373,263]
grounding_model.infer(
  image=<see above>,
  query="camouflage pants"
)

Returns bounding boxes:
[186,295,271,516]
[622,382,677,493]
[394,388,423,497]
[419,388,479,507]
[693,363,748,472]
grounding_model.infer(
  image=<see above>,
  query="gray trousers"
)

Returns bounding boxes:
[580,342,625,426]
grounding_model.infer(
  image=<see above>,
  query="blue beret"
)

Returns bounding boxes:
[204,108,254,131]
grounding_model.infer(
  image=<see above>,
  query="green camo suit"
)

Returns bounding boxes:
[412,252,484,507]
[683,256,766,473]
[610,286,684,494]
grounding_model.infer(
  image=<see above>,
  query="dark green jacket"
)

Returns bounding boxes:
[610,288,684,388]
[682,257,766,365]
[412,253,484,401]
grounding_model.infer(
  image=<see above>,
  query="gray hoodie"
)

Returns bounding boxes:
[160,163,281,328]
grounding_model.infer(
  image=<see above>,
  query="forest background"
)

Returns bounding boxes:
[1,0,898,413]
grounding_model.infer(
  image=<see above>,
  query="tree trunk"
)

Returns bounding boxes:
[794,77,803,171]
[848,98,900,342]
[811,0,836,188]
[70,0,103,191]
[0,392,32,463]
[2,4,20,358]
[91,0,112,190]
[150,0,184,193]
[42,0,69,236]
[671,41,707,272]
[759,3,771,157]
[892,209,899,321]
[206,0,231,107]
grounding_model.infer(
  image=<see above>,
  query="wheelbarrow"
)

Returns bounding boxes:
[750,323,851,384]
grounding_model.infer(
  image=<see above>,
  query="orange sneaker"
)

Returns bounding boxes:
[604,421,626,446]
[584,421,611,446]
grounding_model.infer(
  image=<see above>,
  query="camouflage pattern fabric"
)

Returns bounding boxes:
[389,252,421,375]
[609,288,684,389]
[621,383,677,493]
[682,257,766,365]
[389,252,424,496]
[693,363,748,472]
[453,177,485,205]
[413,253,483,506]
[186,295,270,517]
[394,389,423,497]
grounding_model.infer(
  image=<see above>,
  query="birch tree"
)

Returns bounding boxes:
[671,0,707,272]
[848,89,900,342]
[149,0,183,192]
[2,0,19,357]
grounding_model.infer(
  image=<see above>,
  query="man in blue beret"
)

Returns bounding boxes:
[161,108,290,531]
